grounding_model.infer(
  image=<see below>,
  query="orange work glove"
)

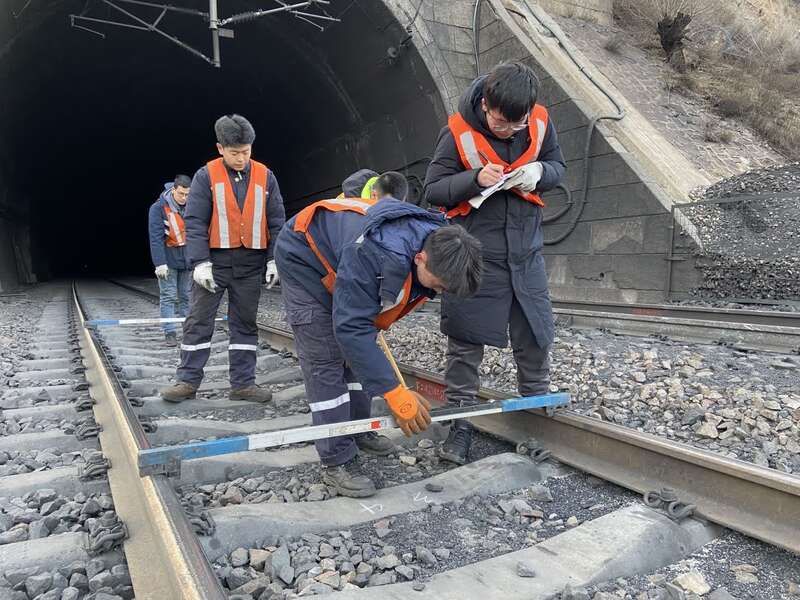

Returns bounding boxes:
[384,385,432,437]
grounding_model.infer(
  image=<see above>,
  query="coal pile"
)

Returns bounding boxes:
[682,162,800,301]
[703,162,800,198]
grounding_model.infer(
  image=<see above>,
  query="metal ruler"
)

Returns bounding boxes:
[138,392,570,476]
[86,317,227,327]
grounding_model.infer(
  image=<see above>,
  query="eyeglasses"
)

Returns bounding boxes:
[486,110,528,132]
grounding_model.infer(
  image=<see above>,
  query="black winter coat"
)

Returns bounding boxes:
[423,76,566,348]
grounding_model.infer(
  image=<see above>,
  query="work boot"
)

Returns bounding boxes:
[161,381,198,403]
[355,431,396,456]
[164,332,177,347]
[229,385,272,403]
[322,458,376,498]
[438,419,473,465]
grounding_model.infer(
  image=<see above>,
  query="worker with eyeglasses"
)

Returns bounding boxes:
[422,61,566,466]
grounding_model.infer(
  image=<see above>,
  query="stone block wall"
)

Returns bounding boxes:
[537,0,612,24]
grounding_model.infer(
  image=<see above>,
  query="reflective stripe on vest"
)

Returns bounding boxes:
[446,104,549,218]
[374,276,427,331]
[163,204,186,248]
[207,158,270,249]
[292,198,427,330]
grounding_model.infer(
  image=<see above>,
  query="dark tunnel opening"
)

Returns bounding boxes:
[0,0,446,282]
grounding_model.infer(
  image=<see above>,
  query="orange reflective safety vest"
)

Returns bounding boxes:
[207,158,270,249]
[293,197,428,330]
[163,203,186,248]
[446,103,549,218]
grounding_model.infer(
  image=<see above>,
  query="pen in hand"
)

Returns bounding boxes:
[476,151,506,188]
[478,149,509,176]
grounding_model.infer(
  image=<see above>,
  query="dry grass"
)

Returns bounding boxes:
[674,72,700,93]
[703,119,733,143]
[703,64,800,156]
[603,33,625,54]
[612,0,800,158]
[614,0,713,22]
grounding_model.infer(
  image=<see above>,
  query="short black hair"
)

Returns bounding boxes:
[423,225,483,297]
[374,171,409,202]
[483,62,539,122]
[215,114,256,147]
[174,174,192,188]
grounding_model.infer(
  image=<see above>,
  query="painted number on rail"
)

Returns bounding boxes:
[416,378,446,405]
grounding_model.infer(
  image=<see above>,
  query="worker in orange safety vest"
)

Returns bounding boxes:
[162,114,286,404]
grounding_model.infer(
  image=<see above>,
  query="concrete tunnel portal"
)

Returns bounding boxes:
[0,0,446,281]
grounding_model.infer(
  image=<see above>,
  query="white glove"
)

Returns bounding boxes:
[193,261,217,293]
[265,260,279,288]
[505,162,544,192]
[154,264,169,280]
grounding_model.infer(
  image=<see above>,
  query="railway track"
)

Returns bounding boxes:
[0,285,137,600]
[412,296,800,354]
[2,281,798,599]
[550,300,800,354]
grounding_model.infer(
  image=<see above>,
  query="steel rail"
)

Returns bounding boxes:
[553,308,800,354]
[397,295,800,353]
[551,299,800,328]
[108,279,800,554]
[73,281,227,600]
[254,321,800,555]
[408,294,800,328]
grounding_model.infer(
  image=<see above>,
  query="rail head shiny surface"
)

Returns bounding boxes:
[74,281,227,600]
[552,299,800,328]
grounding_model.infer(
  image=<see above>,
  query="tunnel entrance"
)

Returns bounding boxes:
[0,0,445,283]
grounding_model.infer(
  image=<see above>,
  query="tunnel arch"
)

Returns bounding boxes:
[0,0,447,282]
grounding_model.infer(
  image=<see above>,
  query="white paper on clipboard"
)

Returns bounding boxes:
[468,170,524,209]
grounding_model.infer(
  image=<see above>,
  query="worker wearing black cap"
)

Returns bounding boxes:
[340,169,409,202]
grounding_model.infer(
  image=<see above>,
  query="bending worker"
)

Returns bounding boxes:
[338,169,409,202]
[162,114,285,403]
[424,61,566,465]
[148,174,192,347]
[274,190,483,497]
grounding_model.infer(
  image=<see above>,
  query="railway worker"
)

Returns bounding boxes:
[338,168,378,199]
[338,169,409,202]
[148,174,193,347]
[423,61,567,465]
[274,191,483,497]
[161,114,286,403]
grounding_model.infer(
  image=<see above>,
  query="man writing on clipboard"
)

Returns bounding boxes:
[423,61,566,465]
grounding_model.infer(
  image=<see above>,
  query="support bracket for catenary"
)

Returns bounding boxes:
[69,0,339,68]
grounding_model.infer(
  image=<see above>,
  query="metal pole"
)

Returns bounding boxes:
[112,0,208,17]
[102,0,214,64]
[71,13,150,31]
[665,205,677,301]
[218,1,326,27]
[287,10,339,22]
[209,0,221,68]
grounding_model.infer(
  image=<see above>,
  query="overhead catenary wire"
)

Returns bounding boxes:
[473,0,483,75]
